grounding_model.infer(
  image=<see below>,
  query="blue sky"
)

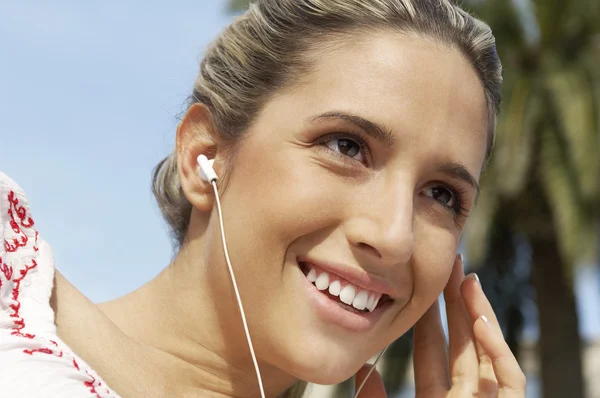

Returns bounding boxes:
[1,0,234,300]
[1,0,598,340]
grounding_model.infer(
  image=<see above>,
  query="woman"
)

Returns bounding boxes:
[0,0,526,397]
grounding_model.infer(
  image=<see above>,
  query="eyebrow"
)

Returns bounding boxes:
[307,111,396,147]
[308,111,480,194]
[438,162,480,195]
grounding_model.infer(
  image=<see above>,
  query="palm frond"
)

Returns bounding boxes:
[538,126,596,275]
[492,75,539,196]
[546,68,599,200]
[531,0,569,49]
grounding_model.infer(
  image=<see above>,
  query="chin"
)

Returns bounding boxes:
[284,343,368,385]
[258,259,406,385]
[264,323,383,385]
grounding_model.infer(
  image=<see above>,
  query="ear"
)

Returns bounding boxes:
[176,103,220,212]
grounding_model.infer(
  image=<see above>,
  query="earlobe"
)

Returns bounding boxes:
[176,103,219,212]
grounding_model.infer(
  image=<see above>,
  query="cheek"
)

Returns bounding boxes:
[228,146,347,248]
[406,221,458,312]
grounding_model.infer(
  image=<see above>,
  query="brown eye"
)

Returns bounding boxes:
[325,138,364,161]
[424,186,455,208]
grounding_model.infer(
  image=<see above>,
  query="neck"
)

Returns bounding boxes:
[99,239,297,398]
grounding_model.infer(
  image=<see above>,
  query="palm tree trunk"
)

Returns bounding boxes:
[530,235,585,398]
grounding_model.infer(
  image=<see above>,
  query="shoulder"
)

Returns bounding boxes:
[0,172,120,397]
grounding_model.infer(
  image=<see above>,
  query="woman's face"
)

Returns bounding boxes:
[209,32,488,383]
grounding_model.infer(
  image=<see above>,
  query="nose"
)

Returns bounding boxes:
[344,181,414,266]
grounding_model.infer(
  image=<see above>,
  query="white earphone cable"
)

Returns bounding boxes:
[209,171,385,398]
[353,344,389,398]
[211,180,267,398]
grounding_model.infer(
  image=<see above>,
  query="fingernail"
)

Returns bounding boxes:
[467,273,480,285]
[457,253,463,263]
[480,315,493,330]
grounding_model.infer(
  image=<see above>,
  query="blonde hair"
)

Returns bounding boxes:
[152,1,502,396]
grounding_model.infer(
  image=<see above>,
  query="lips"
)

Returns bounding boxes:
[300,262,392,313]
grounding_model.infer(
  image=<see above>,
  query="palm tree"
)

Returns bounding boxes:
[464,1,600,397]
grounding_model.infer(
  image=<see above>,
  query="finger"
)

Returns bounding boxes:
[460,275,498,396]
[474,316,526,395]
[354,365,386,398]
[413,299,450,395]
[461,275,503,336]
[462,275,523,395]
[476,338,499,398]
[443,255,479,393]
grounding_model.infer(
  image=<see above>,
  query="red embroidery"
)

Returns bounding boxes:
[8,191,34,228]
[10,259,38,339]
[24,346,65,358]
[1,258,12,280]
[4,191,33,252]
[33,230,39,252]
[1,189,114,397]
[84,371,102,398]
[24,347,54,355]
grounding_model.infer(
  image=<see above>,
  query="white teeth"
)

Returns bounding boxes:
[370,295,381,312]
[367,299,376,312]
[352,290,369,310]
[315,272,330,290]
[328,280,341,296]
[366,294,375,311]
[367,293,383,312]
[339,285,356,305]
[306,267,385,312]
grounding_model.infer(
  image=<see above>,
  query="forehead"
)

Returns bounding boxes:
[291,32,489,177]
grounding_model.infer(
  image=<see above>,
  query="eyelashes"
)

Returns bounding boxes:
[423,183,469,218]
[314,131,370,166]
[313,131,471,219]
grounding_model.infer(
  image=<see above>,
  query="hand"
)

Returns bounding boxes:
[354,255,526,397]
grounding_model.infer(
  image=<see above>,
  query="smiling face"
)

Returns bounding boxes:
[198,32,488,384]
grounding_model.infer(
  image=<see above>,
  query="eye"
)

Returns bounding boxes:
[324,137,365,162]
[423,186,456,208]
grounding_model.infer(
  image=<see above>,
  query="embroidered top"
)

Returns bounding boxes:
[0,172,119,397]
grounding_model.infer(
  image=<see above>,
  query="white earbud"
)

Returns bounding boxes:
[197,154,218,183]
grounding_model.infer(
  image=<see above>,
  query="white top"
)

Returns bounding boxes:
[0,172,120,398]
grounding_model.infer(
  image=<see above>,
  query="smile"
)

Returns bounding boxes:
[298,260,394,332]
[301,263,391,313]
